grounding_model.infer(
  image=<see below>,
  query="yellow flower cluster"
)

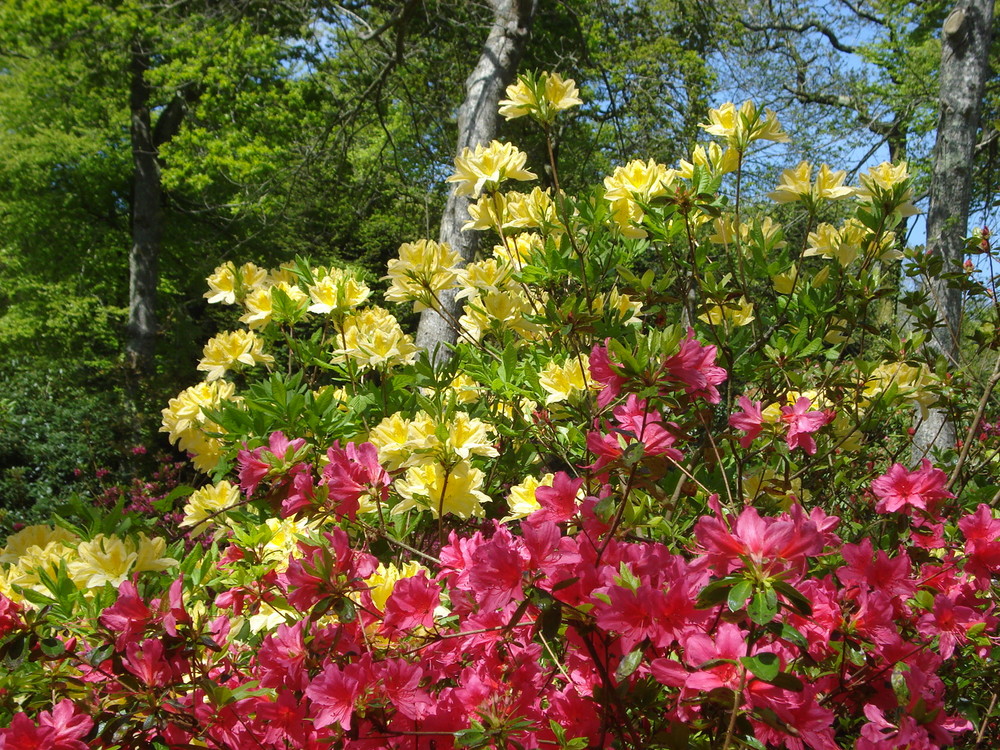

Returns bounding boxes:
[805,219,901,266]
[197,329,274,382]
[861,362,938,419]
[539,355,596,405]
[677,142,740,179]
[180,480,241,536]
[307,267,371,317]
[364,561,429,611]
[161,380,237,472]
[332,306,418,371]
[0,526,176,604]
[448,141,537,198]
[857,161,920,217]
[464,188,559,233]
[204,261,268,305]
[498,71,583,123]
[603,159,677,239]
[699,297,755,327]
[768,162,854,206]
[368,411,499,519]
[383,239,462,311]
[700,101,790,151]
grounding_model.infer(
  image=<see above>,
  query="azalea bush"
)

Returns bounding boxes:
[4,73,1000,749]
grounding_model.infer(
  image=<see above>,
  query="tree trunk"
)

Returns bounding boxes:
[125,43,187,376]
[414,0,536,360]
[126,44,162,375]
[914,0,994,457]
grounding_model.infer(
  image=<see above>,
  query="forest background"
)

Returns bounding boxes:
[0,0,996,528]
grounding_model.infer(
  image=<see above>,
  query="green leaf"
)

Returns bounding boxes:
[741,652,780,683]
[772,580,812,616]
[748,587,778,625]
[615,648,645,681]
[727,579,752,612]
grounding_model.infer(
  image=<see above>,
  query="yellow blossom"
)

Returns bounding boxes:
[771,265,799,295]
[457,259,516,301]
[393,460,491,519]
[448,141,537,198]
[592,288,643,325]
[861,362,937,418]
[494,233,544,266]
[499,71,583,122]
[768,162,853,205]
[856,161,920,217]
[181,480,241,536]
[603,159,675,239]
[384,239,462,311]
[459,289,539,341]
[0,525,78,564]
[539,356,593,405]
[68,535,137,589]
[197,330,274,382]
[678,142,740,179]
[368,412,415,471]
[333,306,418,371]
[699,297,755,326]
[307,269,371,316]
[700,101,789,150]
[205,263,238,305]
[502,473,555,522]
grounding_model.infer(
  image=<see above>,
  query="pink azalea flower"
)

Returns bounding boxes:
[306,663,363,731]
[533,471,584,523]
[871,459,954,515]
[729,395,764,448]
[321,441,390,520]
[36,699,94,750]
[589,342,628,408]
[780,397,833,454]
[123,638,173,688]
[381,572,441,633]
[99,580,152,651]
[662,328,727,404]
[916,593,981,659]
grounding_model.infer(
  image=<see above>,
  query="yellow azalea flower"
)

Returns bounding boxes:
[393,460,491,519]
[368,413,414,471]
[205,263,238,305]
[457,259,516,301]
[448,141,537,198]
[197,330,274,382]
[502,473,555,522]
[768,162,853,205]
[499,71,583,122]
[266,263,299,287]
[1,525,78,564]
[364,561,428,611]
[678,142,740,179]
[833,413,863,451]
[248,600,298,634]
[857,161,920,216]
[307,269,371,316]
[699,297,755,326]
[603,159,676,239]
[132,534,178,574]
[333,306,418,371]
[160,380,236,445]
[539,355,593,405]
[5,542,77,602]
[459,289,540,341]
[181,480,241,536]
[700,101,789,150]
[592,288,643,325]
[68,535,137,589]
[862,362,937,418]
[261,516,319,570]
[805,222,859,266]
[771,265,799,295]
[384,239,462,311]
[506,188,560,229]
[240,287,274,329]
[761,401,782,424]
[448,373,481,404]
[494,233,544,267]
[446,413,498,461]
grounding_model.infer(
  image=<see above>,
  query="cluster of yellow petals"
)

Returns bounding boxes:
[332,306,418,371]
[0,526,176,605]
[161,380,237,472]
[538,355,597,405]
[197,329,274,382]
[464,188,558,233]
[805,219,901,266]
[699,297,755,327]
[447,141,537,198]
[856,161,920,217]
[307,268,371,316]
[768,162,854,205]
[498,71,583,123]
[603,159,676,239]
[700,101,790,150]
[204,261,268,305]
[383,239,462,311]
[180,480,242,536]
[861,362,938,419]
